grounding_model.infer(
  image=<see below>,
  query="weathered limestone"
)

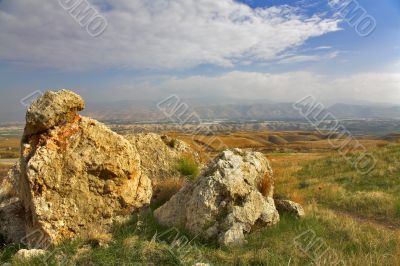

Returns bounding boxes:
[24,90,84,137]
[1,89,152,247]
[154,149,279,246]
[0,164,26,244]
[126,133,200,181]
[275,199,305,218]
[12,249,46,262]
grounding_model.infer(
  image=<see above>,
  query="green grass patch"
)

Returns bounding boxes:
[176,158,200,180]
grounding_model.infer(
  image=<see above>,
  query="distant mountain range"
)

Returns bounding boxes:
[328,103,400,120]
[2,99,400,124]
[83,100,400,122]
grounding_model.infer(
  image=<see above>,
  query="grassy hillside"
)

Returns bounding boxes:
[293,145,400,227]
[1,133,400,265]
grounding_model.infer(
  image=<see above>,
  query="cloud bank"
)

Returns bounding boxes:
[113,71,400,104]
[0,0,340,70]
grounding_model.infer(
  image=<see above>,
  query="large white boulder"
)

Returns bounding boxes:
[154,149,279,246]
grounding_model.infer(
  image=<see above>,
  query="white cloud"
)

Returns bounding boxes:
[114,71,400,104]
[278,50,339,64]
[314,46,332,50]
[0,0,339,70]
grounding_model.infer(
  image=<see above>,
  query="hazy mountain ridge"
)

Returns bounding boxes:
[3,100,400,123]
[328,103,400,119]
[84,101,400,122]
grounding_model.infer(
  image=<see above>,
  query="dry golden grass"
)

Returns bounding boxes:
[304,205,400,266]
[85,229,113,247]
[151,177,186,208]
[267,134,288,145]
[260,172,273,197]
[171,131,391,156]
[268,152,327,203]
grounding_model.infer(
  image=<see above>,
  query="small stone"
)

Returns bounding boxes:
[13,249,46,261]
[274,199,305,218]
[0,163,25,244]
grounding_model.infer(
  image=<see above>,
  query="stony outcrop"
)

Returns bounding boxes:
[1,89,152,248]
[154,149,279,246]
[125,133,200,181]
[274,199,305,218]
[24,90,84,137]
[0,164,26,244]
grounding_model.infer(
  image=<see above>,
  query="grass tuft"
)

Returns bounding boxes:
[176,157,200,180]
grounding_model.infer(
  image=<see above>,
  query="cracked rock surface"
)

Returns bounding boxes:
[126,133,200,181]
[154,148,279,246]
[1,90,152,247]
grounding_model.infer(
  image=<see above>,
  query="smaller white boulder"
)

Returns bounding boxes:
[274,199,305,218]
[13,249,46,261]
[154,149,280,246]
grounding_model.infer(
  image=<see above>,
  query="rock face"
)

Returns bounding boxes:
[154,149,279,246]
[24,90,85,137]
[126,133,199,181]
[0,164,26,244]
[275,199,305,218]
[1,90,152,247]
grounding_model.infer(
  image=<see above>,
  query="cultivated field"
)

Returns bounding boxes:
[0,136,19,185]
[1,130,400,265]
[0,136,19,160]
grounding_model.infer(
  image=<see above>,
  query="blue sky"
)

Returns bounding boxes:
[0,0,399,121]
[240,0,400,74]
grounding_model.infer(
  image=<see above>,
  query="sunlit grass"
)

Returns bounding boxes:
[273,144,400,227]
[3,206,399,265]
[2,134,400,265]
